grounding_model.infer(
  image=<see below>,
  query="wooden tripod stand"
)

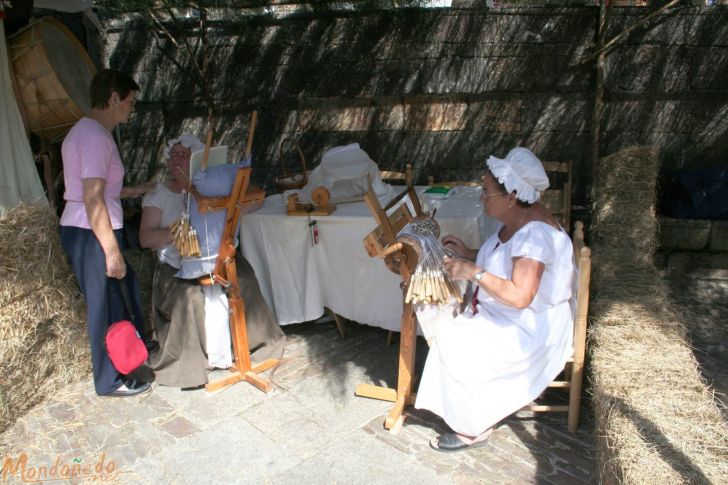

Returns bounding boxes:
[192,167,280,393]
[355,165,424,432]
[190,112,279,393]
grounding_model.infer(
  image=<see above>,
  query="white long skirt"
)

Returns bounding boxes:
[414,302,572,437]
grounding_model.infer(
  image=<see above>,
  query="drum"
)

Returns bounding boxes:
[8,17,96,142]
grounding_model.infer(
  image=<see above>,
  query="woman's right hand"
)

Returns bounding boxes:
[105,248,127,279]
[441,235,473,260]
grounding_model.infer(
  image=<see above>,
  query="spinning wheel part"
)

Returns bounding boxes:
[286,188,336,216]
[396,218,462,305]
[384,243,416,275]
[357,171,424,433]
[410,216,440,238]
[311,187,331,207]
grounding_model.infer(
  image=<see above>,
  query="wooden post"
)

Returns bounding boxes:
[591,0,609,190]
[245,111,258,160]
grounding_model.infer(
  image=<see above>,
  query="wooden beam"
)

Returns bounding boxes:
[591,0,610,189]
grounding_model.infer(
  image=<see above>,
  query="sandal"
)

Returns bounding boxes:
[429,432,490,453]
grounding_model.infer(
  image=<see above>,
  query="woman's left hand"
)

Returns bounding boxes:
[443,256,477,281]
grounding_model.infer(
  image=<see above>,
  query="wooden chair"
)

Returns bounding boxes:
[540,161,572,231]
[521,220,591,432]
[380,169,407,184]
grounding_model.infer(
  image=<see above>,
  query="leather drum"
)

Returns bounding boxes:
[8,17,97,142]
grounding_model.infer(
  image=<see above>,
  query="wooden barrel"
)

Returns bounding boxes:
[8,17,97,142]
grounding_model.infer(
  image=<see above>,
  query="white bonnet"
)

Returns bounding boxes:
[485,147,549,204]
[163,134,204,160]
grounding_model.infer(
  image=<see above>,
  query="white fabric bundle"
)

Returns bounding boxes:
[485,147,549,204]
[202,285,232,369]
[299,143,393,202]
[163,134,205,160]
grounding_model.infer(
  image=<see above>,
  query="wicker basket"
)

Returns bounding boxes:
[275,137,308,192]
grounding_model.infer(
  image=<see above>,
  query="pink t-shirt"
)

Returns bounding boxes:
[60,118,125,229]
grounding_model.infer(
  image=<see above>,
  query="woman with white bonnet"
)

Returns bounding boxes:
[416,147,576,452]
[139,135,285,388]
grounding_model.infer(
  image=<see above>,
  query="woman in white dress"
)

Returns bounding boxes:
[416,147,575,452]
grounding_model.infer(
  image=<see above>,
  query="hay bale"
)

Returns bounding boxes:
[589,147,728,483]
[0,204,91,433]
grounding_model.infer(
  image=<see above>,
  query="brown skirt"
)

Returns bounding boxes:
[148,254,285,388]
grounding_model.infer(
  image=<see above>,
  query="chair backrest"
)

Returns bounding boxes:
[571,220,591,384]
[520,220,590,432]
[380,170,406,184]
[541,161,572,231]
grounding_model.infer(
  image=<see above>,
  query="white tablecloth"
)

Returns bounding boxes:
[240,186,498,332]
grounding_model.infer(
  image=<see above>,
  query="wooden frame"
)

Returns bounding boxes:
[521,220,591,432]
[541,161,572,231]
[356,164,423,433]
[193,167,279,393]
[191,112,280,393]
[380,170,406,183]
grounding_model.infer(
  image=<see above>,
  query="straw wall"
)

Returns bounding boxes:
[0,205,90,433]
[589,147,727,483]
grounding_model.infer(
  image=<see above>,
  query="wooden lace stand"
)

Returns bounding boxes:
[190,112,280,393]
[355,165,425,433]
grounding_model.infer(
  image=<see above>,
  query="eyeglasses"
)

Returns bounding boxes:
[479,188,506,199]
[169,151,190,160]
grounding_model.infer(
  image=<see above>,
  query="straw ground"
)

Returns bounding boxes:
[0,204,90,433]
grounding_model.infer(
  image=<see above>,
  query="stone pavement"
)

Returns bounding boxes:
[0,321,596,484]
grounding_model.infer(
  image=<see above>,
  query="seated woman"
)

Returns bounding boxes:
[416,147,575,452]
[139,135,285,388]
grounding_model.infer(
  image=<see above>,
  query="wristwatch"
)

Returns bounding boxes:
[473,270,485,282]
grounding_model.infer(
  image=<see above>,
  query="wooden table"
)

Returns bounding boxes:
[240,186,498,331]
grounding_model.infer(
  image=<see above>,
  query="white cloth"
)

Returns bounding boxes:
[414,221,575,436]
[486,147,549,204]
[299,144,393,203]
[0,21,47,218]
[241,186,499,331]
[142,182,185,268]
[163,134,205,160]
[201,285,233,369]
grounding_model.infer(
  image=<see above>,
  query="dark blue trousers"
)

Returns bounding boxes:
[60,226,145,394]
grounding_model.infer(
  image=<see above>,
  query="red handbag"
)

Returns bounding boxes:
[105,282,148,375]
[105,320,148,375]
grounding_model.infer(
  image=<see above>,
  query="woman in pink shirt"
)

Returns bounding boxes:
[60,70,153,398]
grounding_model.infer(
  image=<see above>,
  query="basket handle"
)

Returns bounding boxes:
[278,137,307,177]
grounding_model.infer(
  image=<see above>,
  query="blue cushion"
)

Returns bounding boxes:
[176,163,244,279]
[192,162,244,197]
